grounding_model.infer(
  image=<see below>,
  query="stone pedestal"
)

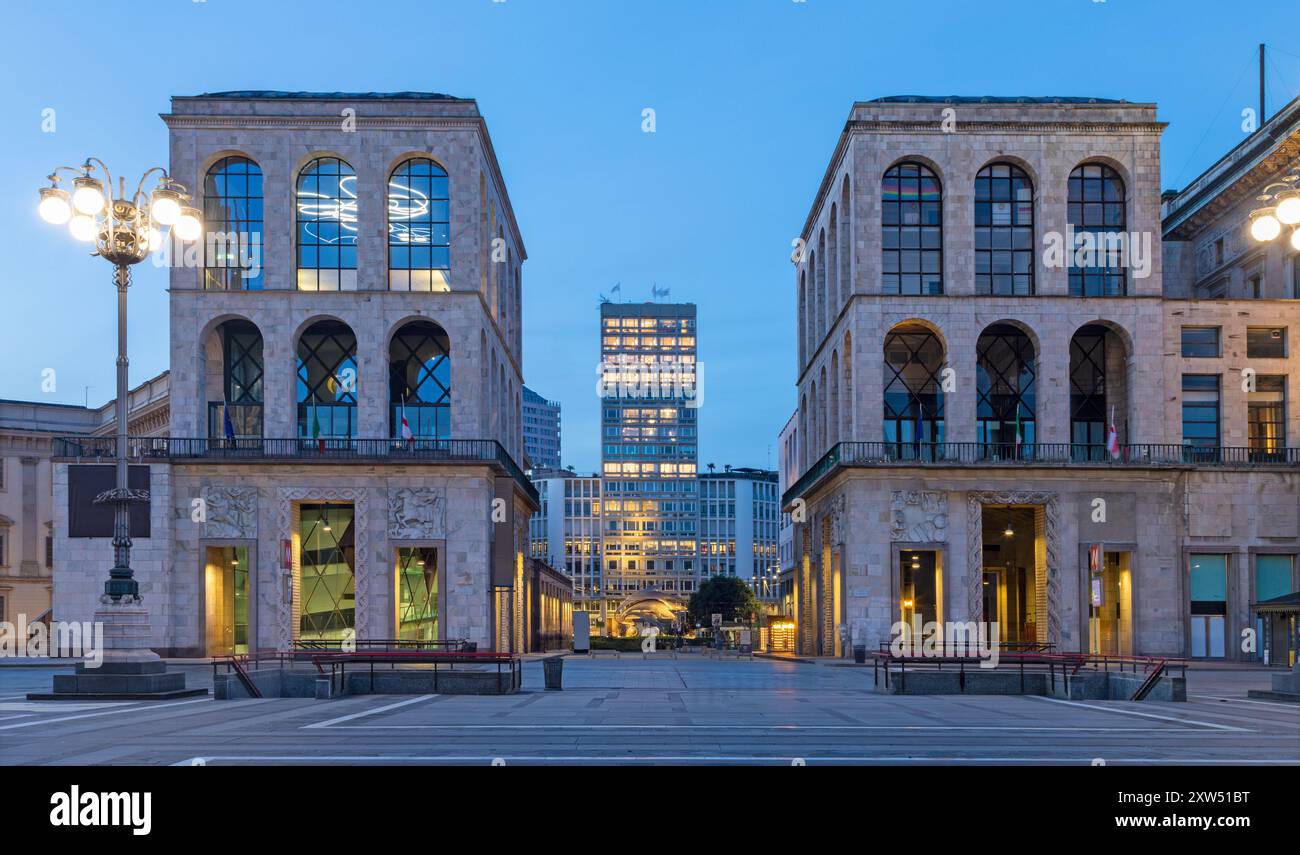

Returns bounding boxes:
[27,599,206,701]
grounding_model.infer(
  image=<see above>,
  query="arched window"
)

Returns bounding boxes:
[977,324,1036,456]
[1070,325,1108,453]
[296,157,357,291]
[208,319,264,439]
[297,321,358,440]
[390,321,451,440]
[883,324,945,456]
[203,157,263,290]
[1067,164,1127,296]
[882,162,942,295]
[388,157,450,291]
[975,163,1034,295]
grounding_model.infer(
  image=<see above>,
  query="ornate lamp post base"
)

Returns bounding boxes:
[27,599,206,700]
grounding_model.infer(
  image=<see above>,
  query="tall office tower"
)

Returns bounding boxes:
[522,386,562,470]
[599,302,699,627]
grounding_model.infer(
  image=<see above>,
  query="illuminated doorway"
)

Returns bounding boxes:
[204,545,249,655]
[298,503,355,642]
[981,506,1040,644]
[898,549,942,626]
[1088,551,1133,656]
[395,546,439,641]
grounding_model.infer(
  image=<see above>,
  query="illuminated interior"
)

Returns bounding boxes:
[204,545,249,655]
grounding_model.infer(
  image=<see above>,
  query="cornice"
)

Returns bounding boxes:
[845,120,1167,135]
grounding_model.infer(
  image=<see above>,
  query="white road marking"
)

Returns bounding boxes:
[1030,696,1250,731]
[0,697,211,731]
[0,701,132,713]
[0,714,35,722]
[171,754,1300,766]
[302,694,437,729]
[1192,695,1300,710]
[317,723,1194,732]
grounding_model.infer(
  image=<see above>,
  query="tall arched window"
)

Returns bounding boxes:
[975,163,1034,295]
[297,321,358,440]
[296,157,357,291]
[388,157,450,291]
[1070,325,1107,452]
[208,319,264,439]
[203,156,263,290]
[977,324,1036,456]
[883,324,945,457]
[390,321,451,440]
[882,162,942,295]
[1068,163,1127,296]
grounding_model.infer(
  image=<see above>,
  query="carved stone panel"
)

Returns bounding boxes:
[202,486,258,539]
[387,488,446,539]
[889,491,948,542]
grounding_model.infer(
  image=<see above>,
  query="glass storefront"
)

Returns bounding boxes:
[1189,554,1227,658]
[395,546,439,640]
[1256,554,1295,665]
[1089,551,1132,656]
[899,550,941,626]
[204,545,249,655]
[299,503,355,641]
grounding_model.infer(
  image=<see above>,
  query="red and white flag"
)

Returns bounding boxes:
[1106,406,1120,459]
[400,396,414,444]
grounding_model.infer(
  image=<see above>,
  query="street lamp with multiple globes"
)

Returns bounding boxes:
[1248,171,1300,250]
[38,159,199,604]
[32,160,204,698]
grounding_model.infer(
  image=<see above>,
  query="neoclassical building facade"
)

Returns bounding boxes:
[51,92,539,656]
[785,96,1300,664]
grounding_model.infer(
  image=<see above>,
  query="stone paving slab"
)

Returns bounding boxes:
[1,659,1296,765]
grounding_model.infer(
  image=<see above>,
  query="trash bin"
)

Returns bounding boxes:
[543,655,564,690]
[461,641,477,653]
[853,644,866,664]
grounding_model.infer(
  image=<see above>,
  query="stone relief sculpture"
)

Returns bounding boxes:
[889,490,948,542]
[387,487,446,539]
[828,494,847,546]
[202,486,257,539]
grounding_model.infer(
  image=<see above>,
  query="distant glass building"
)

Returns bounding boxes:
[599,302,699,625]
[522,386,561,470]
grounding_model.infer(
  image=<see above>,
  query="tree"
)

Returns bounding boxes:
[688,576,760,626]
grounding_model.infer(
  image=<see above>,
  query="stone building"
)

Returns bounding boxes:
[50,92,541,656]
[784,95,1300,664]
[0,374,168,630]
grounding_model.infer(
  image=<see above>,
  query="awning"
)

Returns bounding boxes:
[1250,591,1300,615]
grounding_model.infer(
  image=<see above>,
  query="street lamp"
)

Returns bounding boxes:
[31,159,202,700]
[38,159,198,603]
[1248,172,1300,249]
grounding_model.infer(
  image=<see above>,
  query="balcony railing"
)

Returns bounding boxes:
[782,441,1300,507]
[52,435,537,503]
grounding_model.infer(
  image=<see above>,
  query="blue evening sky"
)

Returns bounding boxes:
[1,0,1296,473]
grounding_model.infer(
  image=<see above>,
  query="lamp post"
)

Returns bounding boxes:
[31,159,204,699]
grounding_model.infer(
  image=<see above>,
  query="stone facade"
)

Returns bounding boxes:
[49,93,542,655]
[786,96,1300,662]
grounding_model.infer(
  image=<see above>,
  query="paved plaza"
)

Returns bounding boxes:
[0,658,1296,765]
